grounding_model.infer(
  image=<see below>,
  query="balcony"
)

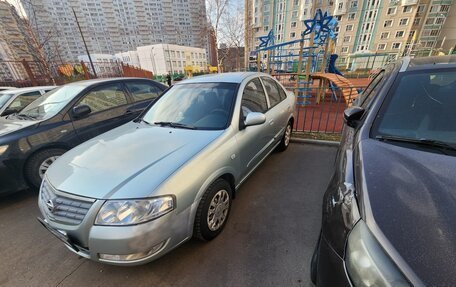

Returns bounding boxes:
[401,0,417,6]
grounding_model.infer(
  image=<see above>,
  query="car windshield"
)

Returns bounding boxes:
[0,93,13,109]
[19,85,86,120]
[142,82,237,130]
[373,69,456,145]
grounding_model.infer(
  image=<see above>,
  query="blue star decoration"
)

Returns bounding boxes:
[302,9,337,45]
[258,29,274,48]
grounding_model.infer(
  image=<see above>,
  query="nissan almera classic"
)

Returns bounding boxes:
[38,72,295,265]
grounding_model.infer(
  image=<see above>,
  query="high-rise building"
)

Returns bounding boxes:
[0,1,33,81]
[245,0,454,69]
[21,0,207,62]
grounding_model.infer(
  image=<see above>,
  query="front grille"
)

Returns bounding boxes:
[41,179,94,225]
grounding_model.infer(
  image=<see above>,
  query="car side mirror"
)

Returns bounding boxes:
[1,108,18,117]
[244,112,266,127]
[344,107,365,128]
[72,104,92,118]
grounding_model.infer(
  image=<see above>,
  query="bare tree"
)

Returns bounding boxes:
[6,0,62,84]
[219,3,244,71]
[206,0,230,72]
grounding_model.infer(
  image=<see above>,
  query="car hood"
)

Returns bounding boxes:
[47,121,224,199]
[357,139,456,286]
[0,118,37,136]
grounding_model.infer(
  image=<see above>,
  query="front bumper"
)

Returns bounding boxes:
[38,194,193,266]
[316,234,351,287]
[0,159,28,195]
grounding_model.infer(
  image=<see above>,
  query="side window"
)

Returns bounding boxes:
[9,91,42,110]
[125,82,162,102]
[241,78,268,117]
[276,82,287,101]
[359,71,384,108]
[261,77,282,108]
[79,84,128,113]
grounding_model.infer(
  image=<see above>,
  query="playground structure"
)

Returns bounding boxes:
[250,9,360,108]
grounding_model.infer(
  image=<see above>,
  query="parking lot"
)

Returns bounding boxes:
[0,143,337,287]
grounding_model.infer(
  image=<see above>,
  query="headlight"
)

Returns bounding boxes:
[95,196,174,226]
[346,220,410,287]
[0,145,8,155]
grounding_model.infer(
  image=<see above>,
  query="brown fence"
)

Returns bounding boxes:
[272,73,370,135]
[0,59,153,87]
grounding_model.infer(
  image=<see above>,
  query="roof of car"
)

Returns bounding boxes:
[0,86,56,94]
[176,72,268,84]
[64,77,154,87]
[401,55,456,72]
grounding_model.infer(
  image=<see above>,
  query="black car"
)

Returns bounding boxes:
[311,56,456,287]
[0,78,166,195]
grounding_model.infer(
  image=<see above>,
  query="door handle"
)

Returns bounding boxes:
[269,119,274,125]
[125,109,135,115]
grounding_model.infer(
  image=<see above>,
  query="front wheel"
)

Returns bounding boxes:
[25,148,66,189]
[276,120,292,152]
[193,178,232,241]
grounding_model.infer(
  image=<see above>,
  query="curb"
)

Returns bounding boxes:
[291,137,340,147]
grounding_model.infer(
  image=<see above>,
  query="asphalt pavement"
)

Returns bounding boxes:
[0,143,337,287]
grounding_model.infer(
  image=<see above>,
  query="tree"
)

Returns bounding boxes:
[219,2,244,71]
[205,0,230,72]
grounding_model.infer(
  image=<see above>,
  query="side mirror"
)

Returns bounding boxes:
[72,104,92,118]
[244,112,266,127]
[1,108,18,117]
[344,106,365,128]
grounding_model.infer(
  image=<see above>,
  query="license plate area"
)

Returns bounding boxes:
[37,217,80,252]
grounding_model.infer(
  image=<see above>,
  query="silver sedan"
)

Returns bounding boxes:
[38,72,296,265]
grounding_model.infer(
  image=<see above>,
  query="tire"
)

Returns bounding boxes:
[310,235,321,285]
[194,178,232,241]
[25,148,67,189]
[276,120,292,152]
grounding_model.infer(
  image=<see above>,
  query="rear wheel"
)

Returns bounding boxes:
[25,148,66,189]
[276,120,292,152]
[194,178,232,241]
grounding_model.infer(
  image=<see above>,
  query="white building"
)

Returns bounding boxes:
[77,53,121,77]
[118,44,207,76]
[22,0,207,62]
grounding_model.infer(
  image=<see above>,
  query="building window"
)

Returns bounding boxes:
[291,22,297,28]
[380,32,390,39]
[346,24,353,31]
[403,6,412,13]
[430,5,438,12]
[413,18,420,25]
[384,20,393,27]
[409,30,416,38]
[264,26,269,31]
[430,29,439,36]
[425,18,434,25]
[335,26,340,32]
[348,13,356,20]
[399,18,409,26]
[292,11,298,18]
[395,31,405,38]
[377,43,386,50]
[435,18,445,25]
[336,15,342,21]
[341,46,349,53]
[290,32,296,38]
[387,7,396,15]
[343,36,351,43]
[426,41,434,47]
[392,42,401,49]
[351,1,358,8]
[338,2,343,9]
[294,0,299,5]
[440,5,450,12]
[417,5,426,13]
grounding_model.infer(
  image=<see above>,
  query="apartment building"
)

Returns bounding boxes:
[21,0,207,62]
[245,0,454,69]
[0,1,34,81]
[115,44,207,75]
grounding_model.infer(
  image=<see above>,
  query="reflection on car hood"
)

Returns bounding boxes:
[358,139,456,286]
[0,118,37,136]
[46,121,223,199]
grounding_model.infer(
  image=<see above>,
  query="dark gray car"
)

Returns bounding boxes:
[311,56,456,286]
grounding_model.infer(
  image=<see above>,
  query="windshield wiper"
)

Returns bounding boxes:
[154,121,196,130]
[376,135,456,154]
[15,113,39,120]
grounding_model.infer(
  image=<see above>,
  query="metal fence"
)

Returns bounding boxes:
[273,74,369,135]
[0,60,152,87]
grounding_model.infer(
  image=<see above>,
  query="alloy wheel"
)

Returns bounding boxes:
[207,189,230,231]
[38,156,60,179]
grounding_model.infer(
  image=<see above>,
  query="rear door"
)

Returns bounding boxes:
[70,82,132,143]
[124,80,165,117]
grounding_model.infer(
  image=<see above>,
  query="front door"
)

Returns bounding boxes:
[235,78,271,178]
[71,83,133,143]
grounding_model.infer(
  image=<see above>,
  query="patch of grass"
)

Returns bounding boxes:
[292,131,341,142]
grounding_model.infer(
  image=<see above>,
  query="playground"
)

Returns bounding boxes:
[250,9,371,134]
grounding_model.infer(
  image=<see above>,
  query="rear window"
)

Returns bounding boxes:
[373,69,456,144]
